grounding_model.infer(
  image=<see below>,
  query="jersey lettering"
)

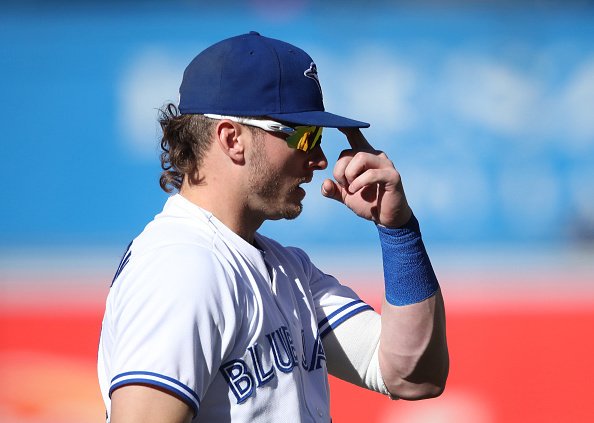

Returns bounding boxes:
[266,327,297,373]
[247,343,275,386]
[220,325,326,403]
[309,335,326,371]
[301,330,309,371]
[220,359,255,404]
[280,326,299,367]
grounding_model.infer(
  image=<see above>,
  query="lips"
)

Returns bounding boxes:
[294,186,306,199]
[296,176,312,190]
[290,175,313,199]
[301,175,313,185]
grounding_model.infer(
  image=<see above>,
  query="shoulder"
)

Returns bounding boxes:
[114,243,230,300]
[135,211,215,254]
[112,213,236,300]
[132,194,226,252]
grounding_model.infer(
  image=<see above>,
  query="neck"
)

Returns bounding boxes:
[180,183,263,244]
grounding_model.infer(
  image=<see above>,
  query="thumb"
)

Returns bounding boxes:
[321,179,345,203]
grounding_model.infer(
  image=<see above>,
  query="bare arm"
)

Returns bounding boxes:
[321,128,449,399]
[379,290,448,399]
[110,385,193,423]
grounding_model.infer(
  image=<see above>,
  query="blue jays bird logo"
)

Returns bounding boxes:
[304,62,323,98]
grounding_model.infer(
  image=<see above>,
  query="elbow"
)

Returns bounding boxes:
[384,376,447,401]
[383,357,449,400]
[405,380,447,400]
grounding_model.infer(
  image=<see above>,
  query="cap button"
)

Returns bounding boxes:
[248,31,261,36]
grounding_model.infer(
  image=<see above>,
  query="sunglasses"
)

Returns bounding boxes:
[204,114,323,152]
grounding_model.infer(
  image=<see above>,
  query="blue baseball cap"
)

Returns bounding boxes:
[178,31,370,128]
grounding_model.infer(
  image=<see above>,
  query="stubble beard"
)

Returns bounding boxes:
[248,137,303,221]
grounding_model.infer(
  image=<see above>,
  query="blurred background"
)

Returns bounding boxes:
[1,0,593,422]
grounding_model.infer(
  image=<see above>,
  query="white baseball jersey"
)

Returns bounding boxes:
[98,194,373,422]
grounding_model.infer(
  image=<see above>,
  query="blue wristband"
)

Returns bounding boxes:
[377,214,439,306]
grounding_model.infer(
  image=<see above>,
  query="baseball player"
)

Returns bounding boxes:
[98,32,448,423]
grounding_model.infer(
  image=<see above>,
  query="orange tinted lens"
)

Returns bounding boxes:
[286,126,323,151]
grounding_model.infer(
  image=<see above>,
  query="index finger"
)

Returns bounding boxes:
[338,128,374,151]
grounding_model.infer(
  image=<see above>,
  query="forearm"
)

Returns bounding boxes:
[376,214,449,399]
[379,290,448,399]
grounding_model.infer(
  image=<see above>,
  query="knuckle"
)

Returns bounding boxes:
[332,168,343,181]
[335,155,353,169]
[344,166,358,182]
[333,169,347,184]
[350,152,367,168]
[353,151,367,161]
[338,149,355,159]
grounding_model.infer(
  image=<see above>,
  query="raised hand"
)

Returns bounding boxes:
[321,128,412,228]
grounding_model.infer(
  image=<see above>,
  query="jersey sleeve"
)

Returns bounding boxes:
[289,247,374,339]
[106,244,241,417]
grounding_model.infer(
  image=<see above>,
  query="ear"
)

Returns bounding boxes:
[215,120,246,164]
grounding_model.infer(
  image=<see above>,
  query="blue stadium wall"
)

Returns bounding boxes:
[1,1,593,252]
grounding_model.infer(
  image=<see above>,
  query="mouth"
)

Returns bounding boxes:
[300,175,313,185]
[289,175,313,200]
[292,178,310,198]
[297,176,312,190]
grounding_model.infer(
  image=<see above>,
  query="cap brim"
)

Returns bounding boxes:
[266,110,370,128]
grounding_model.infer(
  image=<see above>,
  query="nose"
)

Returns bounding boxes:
[307,145,328,170]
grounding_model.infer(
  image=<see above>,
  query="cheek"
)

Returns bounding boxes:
[259,133,310,176]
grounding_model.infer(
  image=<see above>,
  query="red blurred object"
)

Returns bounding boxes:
[329,307,594,423]
[1,277,593,423]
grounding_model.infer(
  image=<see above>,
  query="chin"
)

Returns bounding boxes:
[284,200,303,219]
[284,207,302,220]
[269,203,303,221]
